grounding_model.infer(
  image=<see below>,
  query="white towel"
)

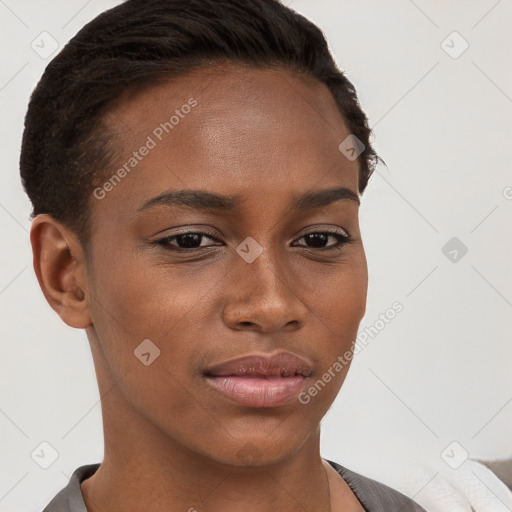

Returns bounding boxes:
[391,459,512,512]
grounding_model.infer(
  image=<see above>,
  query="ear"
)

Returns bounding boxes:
[30,214,92,329]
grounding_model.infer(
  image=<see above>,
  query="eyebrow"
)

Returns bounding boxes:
[138,186,360,213]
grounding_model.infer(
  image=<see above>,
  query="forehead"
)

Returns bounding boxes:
[94,63,359,222]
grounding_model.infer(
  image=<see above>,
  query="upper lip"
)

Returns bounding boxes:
[204,351,313,378]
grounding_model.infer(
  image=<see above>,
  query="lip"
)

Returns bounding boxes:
[204,351,313,378]
[204,351,312,408]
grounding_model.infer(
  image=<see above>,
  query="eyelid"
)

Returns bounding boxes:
[299,226,350,238]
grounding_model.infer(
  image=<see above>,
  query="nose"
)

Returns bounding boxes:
[222,244,309,333]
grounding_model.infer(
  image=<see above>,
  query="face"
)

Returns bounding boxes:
[82,63,368,466]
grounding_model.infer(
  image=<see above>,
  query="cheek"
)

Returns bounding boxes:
[87,258,210,430]
[87,251,211,387]
[91,251,201,339]
[303,258,367,386]
[306,257,368,335]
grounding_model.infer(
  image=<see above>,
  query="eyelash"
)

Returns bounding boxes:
[152,229,353,252]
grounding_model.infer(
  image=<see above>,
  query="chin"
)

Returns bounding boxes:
[203,432,308,469]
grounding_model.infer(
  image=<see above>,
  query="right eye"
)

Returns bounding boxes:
[152,231,223,251]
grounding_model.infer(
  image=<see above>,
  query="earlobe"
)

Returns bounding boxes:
[30,214,92,329]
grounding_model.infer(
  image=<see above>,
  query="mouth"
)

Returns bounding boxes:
[203,351,312,408]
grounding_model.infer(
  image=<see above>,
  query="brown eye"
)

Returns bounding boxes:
[292,231,352,251]
[154,231,222,250]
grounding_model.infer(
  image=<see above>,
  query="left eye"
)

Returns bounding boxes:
[153,230,352,251]
[292,231,352,250]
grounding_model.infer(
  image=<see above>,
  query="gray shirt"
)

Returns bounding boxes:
[42,459,427,511]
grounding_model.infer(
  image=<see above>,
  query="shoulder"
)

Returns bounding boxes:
[41,463,100,512]
[327,459,427,511]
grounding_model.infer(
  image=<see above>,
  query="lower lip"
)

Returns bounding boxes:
[205,375,307,408]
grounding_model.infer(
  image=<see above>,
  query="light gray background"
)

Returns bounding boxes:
[1,1,511,510]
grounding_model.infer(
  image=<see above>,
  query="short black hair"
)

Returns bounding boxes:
[20,0,381,250]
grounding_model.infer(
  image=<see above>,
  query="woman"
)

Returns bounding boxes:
[21,0,426,510]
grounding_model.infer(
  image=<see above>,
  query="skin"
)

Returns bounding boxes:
[30,63,368,512]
